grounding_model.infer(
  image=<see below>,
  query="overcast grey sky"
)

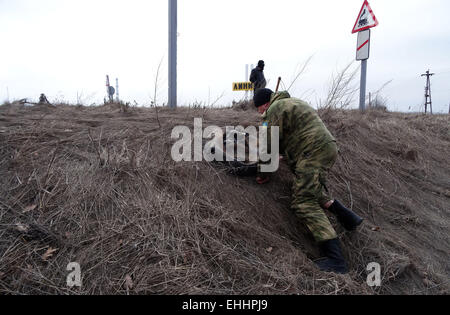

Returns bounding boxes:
[1,0,449,112]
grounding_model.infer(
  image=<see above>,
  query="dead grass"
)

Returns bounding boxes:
[0,102,448,295]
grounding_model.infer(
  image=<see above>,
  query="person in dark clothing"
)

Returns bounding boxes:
[39,94,51,105]
[250,60,267,92]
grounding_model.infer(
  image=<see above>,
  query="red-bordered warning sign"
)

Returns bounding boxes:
[356,29,370,60]
[352,0,379,34]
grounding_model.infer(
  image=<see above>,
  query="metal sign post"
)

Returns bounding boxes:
[168,0,177,108]
[352,0,378,112]
[357,30,370,112]
[359,59,368,112]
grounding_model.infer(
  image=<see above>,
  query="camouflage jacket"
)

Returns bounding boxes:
[261,91,336,171]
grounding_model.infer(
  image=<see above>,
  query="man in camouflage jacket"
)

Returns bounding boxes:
[253,88,364,274]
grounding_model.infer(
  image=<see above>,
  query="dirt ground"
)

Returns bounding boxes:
[0,102,448,295]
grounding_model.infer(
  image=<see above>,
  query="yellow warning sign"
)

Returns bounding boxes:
[232,82,254,91]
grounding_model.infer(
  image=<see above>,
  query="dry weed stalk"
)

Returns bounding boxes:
[319,62,360,110]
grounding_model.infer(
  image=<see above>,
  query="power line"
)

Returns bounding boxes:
[434,70,450,76]
[421,70,435,114]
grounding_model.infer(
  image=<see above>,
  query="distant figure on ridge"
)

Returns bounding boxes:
[39,93,51,105]
[250,60,267,93]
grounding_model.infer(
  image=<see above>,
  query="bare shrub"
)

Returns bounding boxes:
[318,62,360,110]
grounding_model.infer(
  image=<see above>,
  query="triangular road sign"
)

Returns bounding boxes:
[352,0,379,34]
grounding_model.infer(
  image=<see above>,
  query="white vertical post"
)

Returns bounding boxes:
[116,78,119,102]
[106,75,111,102]
[245,64,249,100]
[250,64,254,98]
[168,0,177,108]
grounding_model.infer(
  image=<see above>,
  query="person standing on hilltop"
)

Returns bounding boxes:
[253,88,364,274]
[250,60,267,93]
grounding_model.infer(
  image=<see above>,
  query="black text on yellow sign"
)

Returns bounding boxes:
[232,82,254,91]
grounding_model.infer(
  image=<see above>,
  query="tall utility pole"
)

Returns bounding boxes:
[421,70,434,114]
[168,0,177,108]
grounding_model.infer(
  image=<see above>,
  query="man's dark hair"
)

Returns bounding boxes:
[258,60,265,68]
[253,88,273,108]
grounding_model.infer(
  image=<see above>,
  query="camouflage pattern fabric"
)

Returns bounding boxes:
[261,92,338,242]
[292,141,338,242]
[261,91,336,172]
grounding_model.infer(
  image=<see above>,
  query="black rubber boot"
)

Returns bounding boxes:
[315,239,349,274]
[328,200,364,231]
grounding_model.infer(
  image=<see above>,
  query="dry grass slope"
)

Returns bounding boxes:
[0,102,448,295]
